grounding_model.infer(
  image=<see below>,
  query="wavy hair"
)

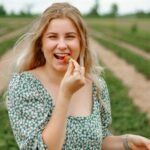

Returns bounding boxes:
[13,2,103,97]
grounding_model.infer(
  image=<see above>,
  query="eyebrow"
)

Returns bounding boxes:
[46,32,57,35]
[46,32,77,35]
[66,32,77,35]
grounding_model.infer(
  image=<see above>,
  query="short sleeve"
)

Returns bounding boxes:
[99,78,112,138]
[6,73,50,150]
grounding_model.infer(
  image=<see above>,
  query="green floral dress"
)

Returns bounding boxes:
[7,72,112,150]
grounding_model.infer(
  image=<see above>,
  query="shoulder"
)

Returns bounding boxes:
[98,76,110,101]
[99,77,109,92]
[98,77,111,118]
[7,72,37,95]
[6,71,49,109]
[9,71,32,85]
[9,72,31,84]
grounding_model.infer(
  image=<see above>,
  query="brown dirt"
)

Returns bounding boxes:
[0,27,27,43]
[0,27,27,93]
[0,37,150,120]
[89,28,150,60]
[0,49,19,93]
[89,38,150,119]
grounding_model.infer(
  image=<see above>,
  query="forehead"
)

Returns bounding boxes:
[46,18,78,33]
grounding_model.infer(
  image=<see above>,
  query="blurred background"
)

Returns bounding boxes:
[0,0,150,149]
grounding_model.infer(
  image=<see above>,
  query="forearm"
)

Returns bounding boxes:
[42,92,71,150]
[102,135,127,150]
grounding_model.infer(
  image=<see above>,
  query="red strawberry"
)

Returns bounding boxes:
[63,56,71,63]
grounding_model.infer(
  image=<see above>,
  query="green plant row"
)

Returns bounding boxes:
[103,69,150,138]
[0,95,19,149]
[88,23,150,53]
[0,69,150,150]
[0,36,20,57]
[0,28,12,37]
[93,35,150,79]
[0,17,34,36]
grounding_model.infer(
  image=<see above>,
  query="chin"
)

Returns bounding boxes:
[55,66,67,73]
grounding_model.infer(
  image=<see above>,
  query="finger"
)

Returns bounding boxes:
[80,66,85,76]
[65,60,74,76]
[71,59,80,70]
[147,143,150,149]
[145,139,150,149]
[73,68,81,76]
[80,67,86,84]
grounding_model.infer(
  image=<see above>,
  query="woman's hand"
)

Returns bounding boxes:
[127,134,150,150]
[60,59,86,99]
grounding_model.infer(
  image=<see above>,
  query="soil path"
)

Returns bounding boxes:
[0,37,150,120]
[0,49,18,93]
[0,27,27,43]
[89,38,150,119]
[0,27,27,93]
[89,28,150,60]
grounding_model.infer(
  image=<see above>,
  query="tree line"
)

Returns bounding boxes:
[0,3,150,18]
[0,4,33,17]
[86,1,150,18]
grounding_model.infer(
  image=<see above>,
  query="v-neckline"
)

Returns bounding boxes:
[23,71,97,119]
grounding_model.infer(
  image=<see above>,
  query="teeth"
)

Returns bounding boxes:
[54,53,70,57]
[54,53,70,60]
[56,54,66,56]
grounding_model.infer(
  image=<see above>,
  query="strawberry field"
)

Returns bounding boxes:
[0,16,150,149]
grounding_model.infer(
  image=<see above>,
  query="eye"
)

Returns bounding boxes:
[66,35,75,39]
[48,35,57,39]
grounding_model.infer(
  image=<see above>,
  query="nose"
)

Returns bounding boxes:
[57,38,68,50]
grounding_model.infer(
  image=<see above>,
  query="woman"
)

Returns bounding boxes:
[7,2,150,150]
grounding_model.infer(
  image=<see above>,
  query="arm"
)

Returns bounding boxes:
[7,73,48,150]
[99,77,112,138]
[42,59,86,149]
[102,134,150,150]
[7,60,85,150]
[99,78,150,150]
[102,135,126,150]
[42,92,71,150]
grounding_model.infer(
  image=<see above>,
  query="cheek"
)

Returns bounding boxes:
[73,42,81,57]
[42,41,55,54]
[42,37,56,49]
[72,39,80,51]
[72,49,81,61]
[42,46,53,60]
[42,41,51,50]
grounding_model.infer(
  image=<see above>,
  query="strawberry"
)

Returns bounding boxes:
[63,56,71,63]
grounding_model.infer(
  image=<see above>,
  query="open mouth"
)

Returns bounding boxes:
[54,53,70,60]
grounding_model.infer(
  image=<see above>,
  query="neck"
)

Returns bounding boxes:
[41,65,65,85]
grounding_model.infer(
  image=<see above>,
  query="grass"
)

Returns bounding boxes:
[86,18,150,53]
[103,69,150,138]
[85,18,150,32]
[93,35,150,79]
[0,17,34,36]
[0,36,20,57]
[0,17,36,57]
[0,69,150,149]
[0,95,19,150]
[0,16,150,149]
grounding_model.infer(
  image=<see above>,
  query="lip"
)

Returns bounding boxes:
[53,53,71,63]
[53,52,71,55]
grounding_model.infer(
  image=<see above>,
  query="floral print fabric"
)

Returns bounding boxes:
[7,72,112,150]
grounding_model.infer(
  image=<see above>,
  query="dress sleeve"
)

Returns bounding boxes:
[99,78,112,138]
[7,73,49,150]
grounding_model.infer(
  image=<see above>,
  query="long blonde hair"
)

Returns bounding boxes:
[14,2,103,96]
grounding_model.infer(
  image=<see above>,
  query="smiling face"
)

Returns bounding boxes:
[41,17,81,72]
